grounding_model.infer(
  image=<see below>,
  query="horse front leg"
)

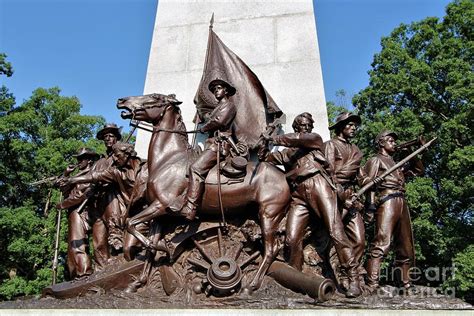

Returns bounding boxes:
[126,200,169,254]
[125,221,163,293]
[248,205,285,292]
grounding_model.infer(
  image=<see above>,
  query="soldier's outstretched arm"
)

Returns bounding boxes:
[271,132,323,150]
[67,173,94,185]
[265,150,286,166]
[66,166,115,186]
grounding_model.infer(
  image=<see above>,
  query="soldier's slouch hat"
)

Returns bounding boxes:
[329,112,361,130]
[73,147,99,160]
[208,78,236,97]
[96,123,122,141]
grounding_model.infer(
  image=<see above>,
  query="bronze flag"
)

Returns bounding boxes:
[194,26,284,149]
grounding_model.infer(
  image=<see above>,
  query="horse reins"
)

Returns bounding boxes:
[216,138,227,231]
[130,121,201,135]
[129,104,202,135]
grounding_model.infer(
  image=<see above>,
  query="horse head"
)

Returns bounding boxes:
[116,93,182,124]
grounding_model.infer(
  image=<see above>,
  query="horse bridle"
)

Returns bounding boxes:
[130,102,201,135]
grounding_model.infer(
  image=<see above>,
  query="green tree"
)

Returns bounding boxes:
[0,53,13,77]
[352,0,473,300]
[0,54,105,299]
[326,89,351,127]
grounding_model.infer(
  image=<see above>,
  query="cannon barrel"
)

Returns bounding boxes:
[267,261,335,302]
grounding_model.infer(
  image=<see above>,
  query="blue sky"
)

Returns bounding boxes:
[1,0,452,132]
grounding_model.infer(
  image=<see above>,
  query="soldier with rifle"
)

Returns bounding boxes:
[359,130,426,293]
[58,123,124,272]
[261,112,362,298]
[55,148,99,279]
[324,112,365,290]
[58,142,155,261]
[92,123,124,256]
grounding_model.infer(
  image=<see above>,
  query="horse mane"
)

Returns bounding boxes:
[150,93,192,149]
[173,106,190,144]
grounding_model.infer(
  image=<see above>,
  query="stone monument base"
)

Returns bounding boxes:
[1,281,471,310]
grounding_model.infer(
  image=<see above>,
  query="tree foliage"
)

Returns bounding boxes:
[444,245,474,301]
[350,0,473,300]
[0,54,105,300]
[0,54,13,78]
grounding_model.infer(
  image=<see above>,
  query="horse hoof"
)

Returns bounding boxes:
[241,286,253,296]
[124,280,142,293]
[192,283,203,294]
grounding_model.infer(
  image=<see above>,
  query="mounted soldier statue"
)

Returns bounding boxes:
[117,87,291,291]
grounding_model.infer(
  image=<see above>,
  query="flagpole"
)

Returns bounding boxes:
[192,13,214,148]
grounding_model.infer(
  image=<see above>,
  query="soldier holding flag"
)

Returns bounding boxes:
[176,78,237,221]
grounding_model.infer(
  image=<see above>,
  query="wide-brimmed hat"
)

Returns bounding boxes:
[96,123,122,140]
[73,147,99,160]
[375,130,398,144]
[208,78,236,97]
[329,112,361,130]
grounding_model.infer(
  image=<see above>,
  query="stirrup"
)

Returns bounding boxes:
[181,202,197,221]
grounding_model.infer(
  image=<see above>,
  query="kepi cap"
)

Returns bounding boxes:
[375,130,398,145]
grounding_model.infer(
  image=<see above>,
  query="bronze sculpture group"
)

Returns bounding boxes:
[51,76,434,302]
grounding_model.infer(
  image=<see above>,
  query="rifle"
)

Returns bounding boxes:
[357,137,436,198]
[52,192,62,285]
[395,135,426,151]
[29,176,59,187]
[30,164,79,187]
[346,137,437,213]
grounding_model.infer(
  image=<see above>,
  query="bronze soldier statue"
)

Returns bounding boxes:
[56,148,99,279]
[93,123,125,255]
[359,130,424,293]
[60,142,154,260]
[324,112,365,288]
[262,112,361,298]
[175,78,237,220]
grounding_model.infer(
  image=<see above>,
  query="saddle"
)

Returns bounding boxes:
[205,156,248,185]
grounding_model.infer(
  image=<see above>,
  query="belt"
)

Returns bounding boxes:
[378,192,404,207]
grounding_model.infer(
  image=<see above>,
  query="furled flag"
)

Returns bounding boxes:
[194,16,284,149]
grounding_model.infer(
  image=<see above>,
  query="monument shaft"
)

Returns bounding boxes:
[136,0,328,157]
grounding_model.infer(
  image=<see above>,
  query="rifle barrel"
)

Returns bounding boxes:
[356,137,437,197]
[29,176,58,186]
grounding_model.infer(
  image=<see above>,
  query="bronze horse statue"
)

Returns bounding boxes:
[117,93,291,291]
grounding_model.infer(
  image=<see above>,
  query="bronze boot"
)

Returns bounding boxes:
[397,262,419,295]
[365,257,382,293]
[180,177,203,221]
[345,268,362,298]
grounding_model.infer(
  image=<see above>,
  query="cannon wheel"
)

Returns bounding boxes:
[150,221,262,297]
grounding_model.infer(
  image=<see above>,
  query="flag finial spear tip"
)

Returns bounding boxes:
[210,13,214,29]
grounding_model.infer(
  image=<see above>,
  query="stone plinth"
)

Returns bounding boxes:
[136,0,328,158]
